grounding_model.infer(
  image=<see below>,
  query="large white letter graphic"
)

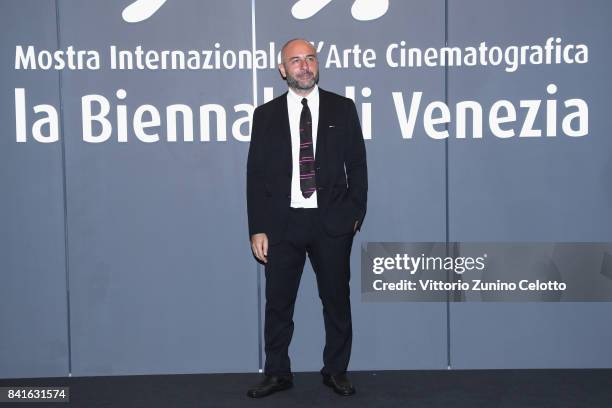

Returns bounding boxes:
[393,91,422,139]
[122,0,168,23]
[82,94,112,143]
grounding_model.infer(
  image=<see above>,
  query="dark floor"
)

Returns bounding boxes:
[0,369,610,407]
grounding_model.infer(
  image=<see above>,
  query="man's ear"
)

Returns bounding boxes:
[278,63,286,79]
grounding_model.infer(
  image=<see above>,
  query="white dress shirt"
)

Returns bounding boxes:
[287,84,319,208]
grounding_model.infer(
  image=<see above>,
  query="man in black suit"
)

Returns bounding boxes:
[246,38,367,398]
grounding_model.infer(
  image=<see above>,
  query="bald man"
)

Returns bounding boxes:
[246,38,367,398]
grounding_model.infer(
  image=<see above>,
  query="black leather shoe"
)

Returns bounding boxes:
[322,372,356,396]
[246,374,293,398]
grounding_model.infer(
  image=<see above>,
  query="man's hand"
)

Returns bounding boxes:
[251,233,268,263]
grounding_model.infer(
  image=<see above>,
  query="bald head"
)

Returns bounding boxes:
[280,38,317,62]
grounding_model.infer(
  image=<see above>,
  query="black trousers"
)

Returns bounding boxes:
[263,207,354,376]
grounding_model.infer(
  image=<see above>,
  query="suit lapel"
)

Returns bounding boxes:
[315,88,329,170]
[275,92,292,176]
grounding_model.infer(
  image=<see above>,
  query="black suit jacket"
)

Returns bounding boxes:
[247,87,367,245]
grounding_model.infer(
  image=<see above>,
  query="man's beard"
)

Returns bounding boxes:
[286,70,319,91]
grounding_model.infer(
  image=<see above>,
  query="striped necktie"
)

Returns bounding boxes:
[299,97,316,198]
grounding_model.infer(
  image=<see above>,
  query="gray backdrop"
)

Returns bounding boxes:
[1,0,610,378]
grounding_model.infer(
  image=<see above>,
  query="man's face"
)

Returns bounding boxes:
[279,40,319,91]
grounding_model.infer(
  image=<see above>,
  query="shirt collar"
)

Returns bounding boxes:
[287,84,319,106]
